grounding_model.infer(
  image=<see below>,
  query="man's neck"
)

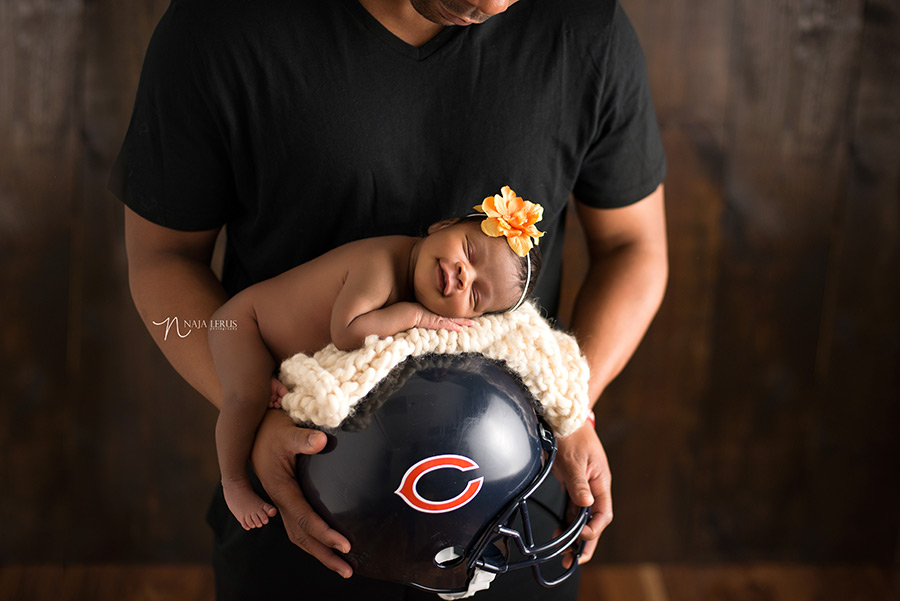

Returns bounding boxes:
[357,0,445,47]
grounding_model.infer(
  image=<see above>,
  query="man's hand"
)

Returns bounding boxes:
[250,409,353,578]
[552,420,613,567]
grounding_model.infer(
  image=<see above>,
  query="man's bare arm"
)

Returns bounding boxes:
[571,184,669,402]
[123,206,353,576]
[124,206,226,407]
[555,184,668,567]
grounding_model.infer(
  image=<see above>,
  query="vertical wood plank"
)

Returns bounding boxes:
[570,0,732,564]
[620,0,733,134]
[0,0,84,562]
[695,0,869,560]
[68,0,220,560]
[591,126,725,561]
[556,0,900,564]
[811,0,900,560]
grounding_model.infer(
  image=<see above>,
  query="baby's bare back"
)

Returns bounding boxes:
[244,236,413,360]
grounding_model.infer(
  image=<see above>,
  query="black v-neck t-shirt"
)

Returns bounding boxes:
[111,0,665,313]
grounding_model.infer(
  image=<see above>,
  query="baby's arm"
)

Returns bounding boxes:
[330,265,472,351]
[336,302,471,349]
[209,291,278,530]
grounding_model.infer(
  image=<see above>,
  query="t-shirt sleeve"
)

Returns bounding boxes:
[572,3,667,209]
[108,4,235,231]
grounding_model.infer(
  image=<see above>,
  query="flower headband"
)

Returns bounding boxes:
[472,186,544,257]
[472,186,544,311]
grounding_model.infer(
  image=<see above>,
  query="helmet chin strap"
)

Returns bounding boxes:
[509,252,531,312]
[438,568,496,600]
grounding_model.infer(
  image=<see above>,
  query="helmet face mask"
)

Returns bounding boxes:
[296,353,589,595]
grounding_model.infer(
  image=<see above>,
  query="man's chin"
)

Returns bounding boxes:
[410,0,489,27]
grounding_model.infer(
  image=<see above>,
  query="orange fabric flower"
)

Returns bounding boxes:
[473,186,544,257]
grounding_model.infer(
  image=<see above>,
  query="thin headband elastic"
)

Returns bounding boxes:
[509,253,531,312]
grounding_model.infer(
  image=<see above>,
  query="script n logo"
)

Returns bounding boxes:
[394,454,484,514]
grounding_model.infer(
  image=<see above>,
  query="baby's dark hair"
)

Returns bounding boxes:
[457,214,543,313]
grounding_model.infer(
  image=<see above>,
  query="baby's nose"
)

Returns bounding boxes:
[457,263,471,289]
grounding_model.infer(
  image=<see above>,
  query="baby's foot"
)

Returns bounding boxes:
[269,377,288,409]
[222,478,278,530]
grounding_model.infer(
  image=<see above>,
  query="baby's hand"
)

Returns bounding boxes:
[269,376,288,409]
[415,306,475,331]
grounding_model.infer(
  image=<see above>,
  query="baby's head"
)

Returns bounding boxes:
[412,186,544,319]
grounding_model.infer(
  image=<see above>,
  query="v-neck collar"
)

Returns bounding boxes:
[345,0,463,61]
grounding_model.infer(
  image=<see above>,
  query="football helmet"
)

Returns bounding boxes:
[296,353,589,596]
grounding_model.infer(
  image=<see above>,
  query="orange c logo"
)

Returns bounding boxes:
[394,454,484,514]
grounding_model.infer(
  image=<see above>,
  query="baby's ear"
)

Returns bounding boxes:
[427,219,459,235]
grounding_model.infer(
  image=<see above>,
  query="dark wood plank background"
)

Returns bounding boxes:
[1,0,897,564]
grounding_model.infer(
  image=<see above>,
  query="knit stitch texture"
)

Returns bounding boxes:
[278,302,590,438]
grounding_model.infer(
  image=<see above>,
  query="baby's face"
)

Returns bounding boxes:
[413,221,522,318]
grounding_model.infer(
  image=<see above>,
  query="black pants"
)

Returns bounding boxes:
[207,472,581,601]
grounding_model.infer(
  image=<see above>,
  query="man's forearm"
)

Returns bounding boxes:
[570,243,667,403]
[569,187,669,404]
[128,253,227,408]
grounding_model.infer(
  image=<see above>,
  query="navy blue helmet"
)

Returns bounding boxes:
[296,353,589,596]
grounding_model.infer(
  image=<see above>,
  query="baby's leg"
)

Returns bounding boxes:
[221,476,278,530]
[211,287,286,530]
[216,395,278,530]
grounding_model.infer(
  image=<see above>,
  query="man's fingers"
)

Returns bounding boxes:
[577,537,599,566]
[564,475,594,508]
[286,501,349,552]
[287,427,328,456]
[268,475,353,577]
[562,534,599,570]
[561,491,608,568]
[582,464,613,539]
[287,527,353,578]
[552,425,615,570]
[588,485,613,538]
[265,460,350,552]
[251,412,351,577]
[554,451,594,508]
[282,501,353,577]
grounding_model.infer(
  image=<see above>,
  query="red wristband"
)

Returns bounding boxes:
[586,409,596,427]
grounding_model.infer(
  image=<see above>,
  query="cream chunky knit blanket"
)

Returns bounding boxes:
[278,302,590,438]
